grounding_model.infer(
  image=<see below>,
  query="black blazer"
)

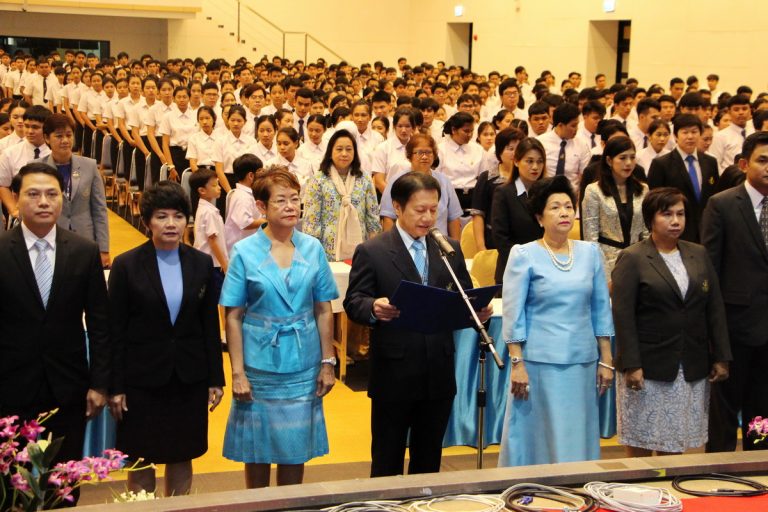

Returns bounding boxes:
[343,229,472,402]
[108,241,224,394]
[612,238,731,382]
[0,226,110,408]
[701,185,768,347]
[714,164,746,194]
[647,149,719,242]
[490,182,542,285]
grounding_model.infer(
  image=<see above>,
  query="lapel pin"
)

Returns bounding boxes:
[72,171,80,178]
[708,177,714,185]
[702,279,709,293]
[199,284,206,298]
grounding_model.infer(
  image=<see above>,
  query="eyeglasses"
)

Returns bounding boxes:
[414,150,434,158]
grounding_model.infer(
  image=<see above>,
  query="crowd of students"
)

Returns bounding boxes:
[1,46,767,499]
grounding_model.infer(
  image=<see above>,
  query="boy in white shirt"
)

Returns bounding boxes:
[191,168,228,300]
[224,153,263,252]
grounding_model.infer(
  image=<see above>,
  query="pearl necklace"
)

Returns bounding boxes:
[541,238,574,271]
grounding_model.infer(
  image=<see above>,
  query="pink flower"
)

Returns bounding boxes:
[11,473,31,492]
[20,420,45,442]
[49,471,66,487]
[57,486,75,503]
[15,447,29,463]
[748,416,768,437]
[0,423,18,439]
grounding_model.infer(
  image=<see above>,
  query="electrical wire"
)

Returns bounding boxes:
[407,494,506,512]
[323,501,411,512]
[501,483,598,511]
[671,473,768,497]
[583,482,682,512]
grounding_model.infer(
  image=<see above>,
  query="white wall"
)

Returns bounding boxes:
[405,0,768,94]
[2,11,168,60]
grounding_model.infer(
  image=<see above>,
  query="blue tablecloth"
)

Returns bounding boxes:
[443,317,616,448]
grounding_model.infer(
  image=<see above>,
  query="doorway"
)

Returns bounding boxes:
[615,21,631,83]
[0,35,110,60]
[586,19,631,87]
[446,22,472,69]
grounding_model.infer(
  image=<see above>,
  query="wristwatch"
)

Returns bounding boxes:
[510,356,524,365]
[321,357,337,367]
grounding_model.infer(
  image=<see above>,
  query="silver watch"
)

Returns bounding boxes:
[510,356,523,365]
[321,357,337,367]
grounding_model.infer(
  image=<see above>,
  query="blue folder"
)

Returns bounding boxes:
[388,280,501,334]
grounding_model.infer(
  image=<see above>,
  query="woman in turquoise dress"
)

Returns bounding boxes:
[302,129,381,262]
[220,166,339,488]
[498,176,615,467]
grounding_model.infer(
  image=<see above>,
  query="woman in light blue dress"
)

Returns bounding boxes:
[498,176,615,467]
[219,165,339,488]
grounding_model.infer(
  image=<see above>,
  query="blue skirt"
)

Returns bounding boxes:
[498,361,600,467]
[223,365,328,464]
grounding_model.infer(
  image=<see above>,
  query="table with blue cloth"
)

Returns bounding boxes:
[443,299,616,448]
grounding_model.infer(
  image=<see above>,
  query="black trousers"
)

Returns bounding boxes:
[370,397,453,477]
[707,342,768,452]
[454,187,474,212]
[169,145,189,177]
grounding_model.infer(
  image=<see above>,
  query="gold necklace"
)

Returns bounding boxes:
[541,238,574,271]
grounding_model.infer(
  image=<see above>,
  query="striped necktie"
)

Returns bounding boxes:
[412,239,427,285]
[760,197,768,249]
[34,239,53,308]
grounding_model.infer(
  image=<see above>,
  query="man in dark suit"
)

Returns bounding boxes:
[0,162,110,465]
[702,132,768,452]
[648,114,718,242]
[344,172,492,477]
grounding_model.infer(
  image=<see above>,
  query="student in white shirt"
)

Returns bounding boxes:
[160,86,198,178]
[536,103,591,191]
[371,107,416,194]
[0,102,26,155]
[610,90,634,126]
[241,85,266,138]
[191,168,228,292]
[142,79,175,183]
[186,106,220,172]
[350,100,384,173]
[0,105,52,216]
[293,88,313,141]
[296,114,326,170]
[101,76,126,170]
[628,98,661,151]
[710,94,754,173]
[260,81,286,116]
[266,127,314,190]
[115,74,143,181]
[0,113,10,141]
[635,118,671,172]
[494,79,528,122]
[576,100,606,151]
[434,111,489,210]
[253,114,278,163]
[24,58,55,107]
[223,154,263,251]
[214,105,258,194]
[76,72,106,159]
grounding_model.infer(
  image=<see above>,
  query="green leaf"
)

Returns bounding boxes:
[41,436,64,469]
[17,467,42,501]
[26,443,45,470]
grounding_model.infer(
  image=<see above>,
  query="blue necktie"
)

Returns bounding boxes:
[556,139,566,176]
[685,154,701,201]
[34,239,53,308]
[412,239,427,284]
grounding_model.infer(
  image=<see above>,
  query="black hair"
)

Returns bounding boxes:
[196,105,217,124]
[527,175,575,217]
[647,118,670,137]
[390,171,442,208]
[277,126,299,143]
[528,101,549,117]
[442,111,474,136]
[511,137,546,181]
[232,153,264,182]
[492,109,513,130]
[641,187,687,231]
[672,113,703,135]
[494,127,525,163]
[597,119,629,142]
[319,129,362,177]
[256,114,278,131]
[189,168,218,193]
[679,92,705,109]
[552,103,580,126]
[598,136,643,198]
[636,98,661,116]
[741,131,768,162]
[17,162,64,192]
[728,94,751,108]
[140,181,191,224]
[581,100,606,117]
[510,118,529,136]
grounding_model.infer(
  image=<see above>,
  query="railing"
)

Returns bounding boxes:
[235,0,345,63]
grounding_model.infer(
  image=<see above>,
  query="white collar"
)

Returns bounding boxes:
[744,180,766,210]
[198,197,220,211]
[235,182,254,195]
[676,146,697,162]
[395,221,425,250]
[514,177,527,197]
[21,222,57,251]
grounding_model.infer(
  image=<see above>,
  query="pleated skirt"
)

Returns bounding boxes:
[223,365,328,465]
[498,360,600,467]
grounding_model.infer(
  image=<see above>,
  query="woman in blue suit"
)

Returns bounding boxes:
[498,176,615,467]
[220,165,338,488]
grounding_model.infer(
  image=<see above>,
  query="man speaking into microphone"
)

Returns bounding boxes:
[344,172,492,477]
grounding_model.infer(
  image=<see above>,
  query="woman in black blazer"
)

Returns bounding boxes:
[108,181,224,496]
[612,187,731,457]
[490,137,545,285]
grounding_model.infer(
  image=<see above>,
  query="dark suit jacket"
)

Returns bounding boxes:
[612,238,731,381]
[714,164,746,194]
[0,226,110,408]
[343,228,472,402]
[108,241,225,394]
[701,184,768,347]
[647,149,718,242]
[490,182,543,284]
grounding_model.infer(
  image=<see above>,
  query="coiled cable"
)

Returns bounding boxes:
[502,483,598,511]
[671,473,768,497]
[583,481,682,512]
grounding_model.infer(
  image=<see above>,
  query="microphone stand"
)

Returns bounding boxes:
[431,239,504,469]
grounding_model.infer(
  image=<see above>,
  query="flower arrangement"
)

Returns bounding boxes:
[748,416,768,445]
[113,489,157,503]
[1,410,133,511]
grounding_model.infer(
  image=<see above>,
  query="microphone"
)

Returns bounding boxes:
[428,227,456,256]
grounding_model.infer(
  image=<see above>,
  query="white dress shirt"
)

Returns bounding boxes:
[265,153,314,189]
[676,146,702,193]
[142,101,174,130]
[224,183,260,251]
[158,107,198,149]
[0,132,23,155]
[296,139,326,170]
[628,125,649,151]
[0,140,52,187]
[710,122,754,174]
[27,74,57,106]
[636,146,670,173]
[355,126,385,173]
[536,130,591,190]
[253,140,277,163]
[435,137,489,190]
[214,131,258,174]
[185,130,220,166]
[193,198,228,267]
[371,137,410,182]
[745,180,767,223]
[22,222,56,272]
[576,125,599,151]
